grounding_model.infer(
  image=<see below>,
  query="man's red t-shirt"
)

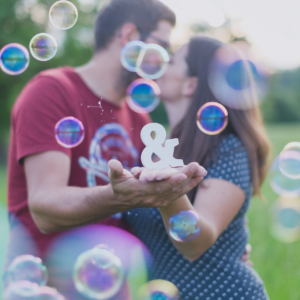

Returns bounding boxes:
[7,67,150,258]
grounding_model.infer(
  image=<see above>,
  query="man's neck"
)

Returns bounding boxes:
[164,97,191,133]
[75,50,126,106]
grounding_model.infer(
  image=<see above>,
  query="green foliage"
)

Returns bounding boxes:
[261,69,300,123]
[0,0,97,136]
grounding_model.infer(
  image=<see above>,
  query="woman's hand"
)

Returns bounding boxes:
[131,163,207,183]
[108,160,206,210]
[241,244,253,267]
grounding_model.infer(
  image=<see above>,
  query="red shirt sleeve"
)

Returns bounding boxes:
[12,74,72,164]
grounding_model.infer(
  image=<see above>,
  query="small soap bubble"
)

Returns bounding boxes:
[168,210,201,242]
[121,41,145,72]
[3,281,41,300]
[269,156,300,197]
[29,33,57,61]
[73,246,124,300]
[208,43,269,110]
[196,102,228,135]
[49,0,78,30]
[271,197,300,243]
[126,78,161,114]
[136,44,169,80]
[55,116,85,148]
[137,280,180,300]
[0,43,30,75]
[278,142,300,180]
[4,255,48,287]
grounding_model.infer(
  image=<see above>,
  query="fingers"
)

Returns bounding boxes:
[131,167,142,177]
[180,163,207,179]
[245,243,252,254]
[181,176,204,195]
[108,160,124,181]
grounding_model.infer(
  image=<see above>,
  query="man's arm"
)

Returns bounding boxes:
[25,151,206,234]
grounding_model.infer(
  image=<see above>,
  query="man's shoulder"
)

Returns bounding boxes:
[12,67,76,118]
[32,66,75,87]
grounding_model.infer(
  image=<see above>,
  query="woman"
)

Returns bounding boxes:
[127,36,270,300]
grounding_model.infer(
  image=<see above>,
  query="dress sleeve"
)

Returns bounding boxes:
[12,75,72,164]
[204,134,252,195]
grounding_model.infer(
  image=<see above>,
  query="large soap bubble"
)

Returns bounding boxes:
[4,255,48,287]
[136,44,169,80]
[73,246,125,300]
[137,280,180,300]
[126,78,161,113]
[168,210,201,242]
[121,41,145,72]
[196,102,228,135]
[271,197,300,243]
[278,142,300,180]
[54,116,85,148]
[0,43,30,75]
[208,42,270,110]
[49,0,78,30]
[3,281,41,300]
[269,156,300,197]
[3,281,65,300]
[29,33,57,61]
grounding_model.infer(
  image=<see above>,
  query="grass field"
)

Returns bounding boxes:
[0,124,300,299]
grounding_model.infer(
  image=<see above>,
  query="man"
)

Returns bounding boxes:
[6,0,205,298]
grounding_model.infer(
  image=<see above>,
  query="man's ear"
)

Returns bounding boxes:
[182,77,198,97]
[119,23,140,46]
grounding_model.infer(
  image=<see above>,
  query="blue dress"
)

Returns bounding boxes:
[125,134,269,300]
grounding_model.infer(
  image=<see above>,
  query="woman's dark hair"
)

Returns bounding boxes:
[171,36,270,199]
[94,0,176,51]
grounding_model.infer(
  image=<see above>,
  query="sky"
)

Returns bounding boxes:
[160,0,300,70]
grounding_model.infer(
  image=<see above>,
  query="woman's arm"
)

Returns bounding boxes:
[158,178,245,261]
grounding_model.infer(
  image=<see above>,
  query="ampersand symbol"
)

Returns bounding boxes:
[140,123,184,169]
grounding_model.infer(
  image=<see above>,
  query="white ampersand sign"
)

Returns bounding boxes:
[141,123,184,169]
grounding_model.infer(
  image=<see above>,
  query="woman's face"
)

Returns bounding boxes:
[157,44,189,103]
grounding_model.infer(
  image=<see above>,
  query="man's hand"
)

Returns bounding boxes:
[108,160,207,210]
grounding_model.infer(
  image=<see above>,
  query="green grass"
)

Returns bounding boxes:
[0,124,300,298]
[248,124,300,300]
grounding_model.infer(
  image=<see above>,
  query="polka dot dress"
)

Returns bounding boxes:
[125,134,269,300]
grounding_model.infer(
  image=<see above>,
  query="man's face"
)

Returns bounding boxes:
[118,20,173,91]
[144,20,173,52]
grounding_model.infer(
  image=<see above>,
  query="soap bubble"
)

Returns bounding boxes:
[271,197,300,243]
[126,78,161,113]
[3,281,65,300]
[196,102,228,135]
[278,142,300,180]
[3,281,41,300]
[208,42,270,110]
[49,0,78,30]
[0,43,30,75]
[136,44,169,80]
[121,41,145,72]
[73,246,125,300]
[55,117,85,148]
[4,255,48,287]
[137,280,180,300]
[29,33,57,61]
[269,157,300,197]
[36,286,65,300]
[168,210,201,242]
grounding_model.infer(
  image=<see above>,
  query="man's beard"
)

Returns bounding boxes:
[116,67,140,95]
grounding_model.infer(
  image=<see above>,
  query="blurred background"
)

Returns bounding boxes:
[1,0,300,299]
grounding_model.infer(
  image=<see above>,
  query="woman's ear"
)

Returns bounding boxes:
[182,76,198,97]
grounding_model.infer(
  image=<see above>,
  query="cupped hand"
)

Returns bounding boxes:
[108,160,206,210]
[131,162,207,183]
